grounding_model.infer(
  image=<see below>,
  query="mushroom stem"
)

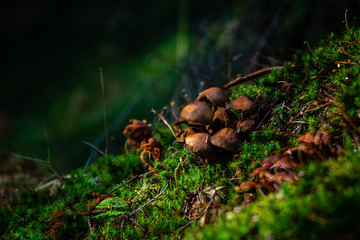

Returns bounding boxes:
[151,109,176,138]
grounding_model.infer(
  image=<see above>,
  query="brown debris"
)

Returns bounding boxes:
[183,183,204,221]
[123,119,162,172]
[123,119,152,147]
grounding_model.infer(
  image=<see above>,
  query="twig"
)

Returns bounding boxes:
[224,66,284,88]
[256,107,272,129]
[177,199,213,233]
[129,217,150,240]
[91,171,155,213]
[120,218,125,240]
[304,102,332,113]
[83,170,154,233]
[87,215,92,233]
[151,109,176,138]
[82,141,105,156]
[290,121,319,127]
[130,183,169,215]
[340,109,360,134]
[1,218,26,238]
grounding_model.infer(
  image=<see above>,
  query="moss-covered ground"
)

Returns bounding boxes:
[1,28,360,239]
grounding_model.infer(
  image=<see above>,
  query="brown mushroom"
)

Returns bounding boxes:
[196,87,228,108]
[226,96,255,116]
[185,133,214,158]
[180,101,214,126]
[236,119,256,133]
[212,107,236,132]
[211,127,240,152]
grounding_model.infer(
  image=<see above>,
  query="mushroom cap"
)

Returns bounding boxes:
[226,96,255,113]
[236,119,256,133]
[180,101,214,125]
[212,107,236,131]
[185,132,214,157]
[211,127,240,152]
[196,87,228,107]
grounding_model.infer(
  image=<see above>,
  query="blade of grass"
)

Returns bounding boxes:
[100,67,109,156]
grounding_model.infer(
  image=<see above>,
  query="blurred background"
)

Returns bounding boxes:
[1,0,360,173]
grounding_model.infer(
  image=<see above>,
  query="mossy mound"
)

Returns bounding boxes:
[1,28,360,239]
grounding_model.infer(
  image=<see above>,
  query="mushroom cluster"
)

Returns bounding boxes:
[235,131,338,204]
[175,87,257,162]
[123,119,162,171]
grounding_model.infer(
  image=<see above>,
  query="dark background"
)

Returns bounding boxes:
[1,0,360,173]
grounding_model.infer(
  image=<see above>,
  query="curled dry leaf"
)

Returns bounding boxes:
[180,101,214,126]
[262,154,282,167]
[196,87,228,108]
[235,181,257,193]
[123,119,152,147]
[270,155,299,172]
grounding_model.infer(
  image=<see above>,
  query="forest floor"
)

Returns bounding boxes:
[1,28,360,240]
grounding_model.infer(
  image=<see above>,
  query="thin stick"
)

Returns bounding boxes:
[345,9,349,30]
[87,215,92,233]
[224,66,284,88]
[151,109,176,137]
[120,218,125,240]
[129,217,150,239]
[82,141,105,156]
[177,199,213,233]
[89,170,155,213]
[130,183,169,215]
[100,67,109,156]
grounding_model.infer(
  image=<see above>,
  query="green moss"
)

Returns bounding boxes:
[2,27,360,240]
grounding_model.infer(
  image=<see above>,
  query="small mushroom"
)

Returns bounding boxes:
[211,127,240,152]
[212,107,236,132]
[180,101,214,126]
[185,133,214,158]
[226,96,255,117]
[235,119,256,133]
[196,87,228,108]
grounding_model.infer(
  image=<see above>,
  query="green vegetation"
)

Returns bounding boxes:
[1,27,360,239]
